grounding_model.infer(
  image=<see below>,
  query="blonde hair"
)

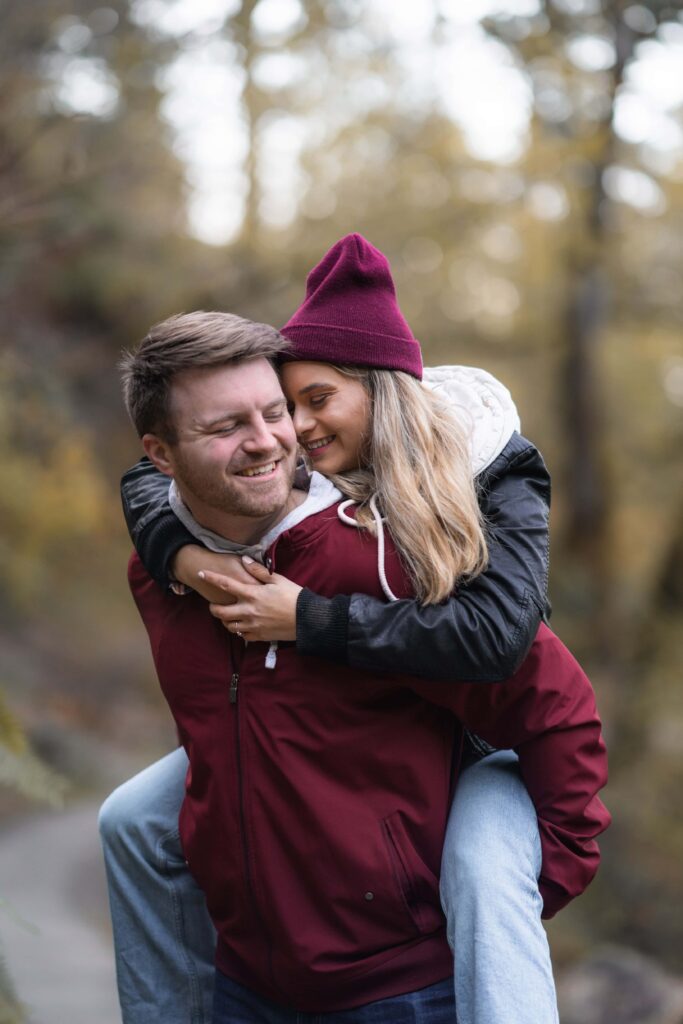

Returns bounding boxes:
[327,368,488,604]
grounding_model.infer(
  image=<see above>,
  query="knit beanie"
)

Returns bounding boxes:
[280,233,423,380]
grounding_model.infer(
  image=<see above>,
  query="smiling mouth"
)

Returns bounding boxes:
[304,435,335,452]
[235,460,279,478]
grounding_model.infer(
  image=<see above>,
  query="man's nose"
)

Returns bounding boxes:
[242,415,279,452]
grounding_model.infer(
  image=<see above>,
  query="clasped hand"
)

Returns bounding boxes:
[199,557,301,643]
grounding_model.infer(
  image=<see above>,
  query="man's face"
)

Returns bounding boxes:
[156,359,298,534]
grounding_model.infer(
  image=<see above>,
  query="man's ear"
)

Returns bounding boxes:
[142,433,175,477]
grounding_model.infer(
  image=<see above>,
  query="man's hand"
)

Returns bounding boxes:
[172,546,257,605]
[201,558,302,642]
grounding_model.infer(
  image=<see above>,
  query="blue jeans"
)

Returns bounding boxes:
[440,751,559,1024]
[213,973,454,1023]
[99,748,558,1024]
[99,750,216,1024]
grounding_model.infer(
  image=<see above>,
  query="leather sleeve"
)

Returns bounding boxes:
[297,433,551,682]
[120,457,195,588]
[408,623,611,917]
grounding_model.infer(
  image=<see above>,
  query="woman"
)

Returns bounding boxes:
[108,235,560,1024]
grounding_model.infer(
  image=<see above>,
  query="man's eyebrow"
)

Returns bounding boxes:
[197,398,287,430]
[195,414,237,431]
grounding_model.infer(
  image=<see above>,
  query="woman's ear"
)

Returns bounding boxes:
[142,433,175,477]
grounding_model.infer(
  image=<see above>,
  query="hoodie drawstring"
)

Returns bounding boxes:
[265,641,278,670]
[337,496,399,603]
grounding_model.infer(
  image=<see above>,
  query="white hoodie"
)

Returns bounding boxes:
[423,365,520,476]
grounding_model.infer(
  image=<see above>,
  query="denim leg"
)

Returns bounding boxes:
[327,979,455,1023]
[99,747,216,1024]
[212,971,282,1024]
[440,750,559,1024]
[212,971,455,1024]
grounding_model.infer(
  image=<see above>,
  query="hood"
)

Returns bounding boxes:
[423,365,521,475]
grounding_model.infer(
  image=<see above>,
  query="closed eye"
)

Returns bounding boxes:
[310,392,333,407]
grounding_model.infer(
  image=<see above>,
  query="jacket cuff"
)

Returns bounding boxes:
[296,589,351,664]
[538,877,569,920]
[137,513,196,589]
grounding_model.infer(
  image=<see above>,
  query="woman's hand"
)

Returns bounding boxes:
[172,546,257,605]
[201,558,302,642]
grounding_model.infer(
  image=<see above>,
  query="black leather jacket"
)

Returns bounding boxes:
[120,431,551,683]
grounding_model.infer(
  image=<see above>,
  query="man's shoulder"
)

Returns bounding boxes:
[272,502,413,601]
[128,550,175,611]
[273,501,345,549]
[128,550,150,589]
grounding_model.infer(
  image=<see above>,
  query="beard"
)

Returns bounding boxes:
[172,447,297,522]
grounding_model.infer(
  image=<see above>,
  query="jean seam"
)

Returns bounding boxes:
[157,827,207,1024]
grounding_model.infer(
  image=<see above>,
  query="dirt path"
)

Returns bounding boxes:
[0,801,121,1024]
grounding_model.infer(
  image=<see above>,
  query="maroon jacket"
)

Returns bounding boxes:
[129,503,609,1012]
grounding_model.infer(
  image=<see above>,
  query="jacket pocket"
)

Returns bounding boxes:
[381,811,443,935]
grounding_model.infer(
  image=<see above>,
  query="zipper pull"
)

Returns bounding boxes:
[229,672,239,704]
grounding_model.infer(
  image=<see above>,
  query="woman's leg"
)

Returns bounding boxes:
[98,747,216,1024]
[440,750,559,1024]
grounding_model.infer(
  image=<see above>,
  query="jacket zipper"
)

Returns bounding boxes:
[228,635,278,994]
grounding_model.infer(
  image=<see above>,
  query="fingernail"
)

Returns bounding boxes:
[242,556,254,564]
[198,571,205,579]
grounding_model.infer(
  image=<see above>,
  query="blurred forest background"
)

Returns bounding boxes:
[1,0,682,1020]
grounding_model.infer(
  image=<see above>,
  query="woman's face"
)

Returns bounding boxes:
[280,361,371,475]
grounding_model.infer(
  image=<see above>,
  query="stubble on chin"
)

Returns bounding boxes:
[175,449,297,520]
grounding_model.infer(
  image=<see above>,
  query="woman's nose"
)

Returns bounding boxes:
[292,405,315,437]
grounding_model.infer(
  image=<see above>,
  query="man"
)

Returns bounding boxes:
[115,309,608,1020]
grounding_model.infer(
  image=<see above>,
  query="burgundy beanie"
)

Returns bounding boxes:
[280,233,423,380]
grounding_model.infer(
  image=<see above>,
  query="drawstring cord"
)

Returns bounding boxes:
[337,495,399,603]
[265,494,396,670]
[243,636,279,670]
[265,642,278,670]
[266,494,397,667]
